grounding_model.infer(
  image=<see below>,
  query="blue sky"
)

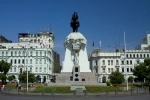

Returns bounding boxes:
[0,0,150,64]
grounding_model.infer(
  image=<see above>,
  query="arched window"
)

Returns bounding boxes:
[127,60,129,65]
[130,54,132,58]
[144,54,146,58]
[147,54,149,58]
[137,54,139,58]
[130,60,132,65]
[140,54,142,58]
[126,54,128,58]
[133,54,135,58]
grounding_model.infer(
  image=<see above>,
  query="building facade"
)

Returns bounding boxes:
[53,51,61,73]
[0,35,12,43]
[135,33,150,50]
[88,48,150,83]
[0,31,54,83]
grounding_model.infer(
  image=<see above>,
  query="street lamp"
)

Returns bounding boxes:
[18,43,30,92]
[124,32,128,91]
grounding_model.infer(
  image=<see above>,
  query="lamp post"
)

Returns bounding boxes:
[124,31,128,91]
[18,43,30,92]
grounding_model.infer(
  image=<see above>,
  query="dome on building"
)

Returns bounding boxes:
[65,32,87,47]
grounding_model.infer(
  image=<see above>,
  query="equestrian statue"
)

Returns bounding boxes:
[70,12,80,32]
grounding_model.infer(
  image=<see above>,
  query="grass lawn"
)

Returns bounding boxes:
[32,86,120,93]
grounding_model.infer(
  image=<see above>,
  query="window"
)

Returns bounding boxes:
[130,60,132,64]
[147,54,149,58]
[127,68,129,72]
[36,51,38,56]
[122,68,124,72]
[22,51,25,56]
[45,51,46,56]
[40,51,42,56]
[10,67,12,72]
[137,54,139,58]
[111,68,113,72]
[126,54,128,58]
[50,51,52,57]
[111,60,113,65]
[36,59,38,64]
[130,68,133,72]
[49,59,51,64]
[6,51,8,56]
[140,54,142,58]
[130,54,132,58]
[102,68,105,73]
[11,51,13,56]
[40,59,42,64]
[30,51,33,56]
[40,67,42,72]
[30,59,32,64]
[108,60,110,65]
[44,68,46,72]
[116,60,119,65]
[127,60,129,65]
[18,51,21,56]
[102,60,105,65]
[18,59,20,64]
[35,67,38,72]
[14,67,16,72]
[30,67,32,72]
[144,54,146,58]
[2,51,4,56]
[11,59,13,64]
[44,59,46,64]
[133,54,135,58]
[14,59,16,64]
[116,68,119,72]
[108,68,110,73]
[137,60,140,64]
[22,59,24,64]
[122,61,124,64]
[15,51,17,56]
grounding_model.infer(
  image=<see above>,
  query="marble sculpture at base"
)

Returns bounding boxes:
[61,32,91,72]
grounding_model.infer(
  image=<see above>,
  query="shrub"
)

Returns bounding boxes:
[35,83,44,88]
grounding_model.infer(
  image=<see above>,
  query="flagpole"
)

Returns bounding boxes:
[124,31,128,91]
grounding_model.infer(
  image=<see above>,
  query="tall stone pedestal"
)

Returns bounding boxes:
[72,65,81,82]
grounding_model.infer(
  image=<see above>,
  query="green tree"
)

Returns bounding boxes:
[0,60,11,84]
[19,71,36,83]
[128,76,134,83]
[7,76,14,82]
[133,58,150,82]
[109,71,124,86]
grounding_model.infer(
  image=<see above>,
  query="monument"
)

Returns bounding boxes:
[51,12,106,87]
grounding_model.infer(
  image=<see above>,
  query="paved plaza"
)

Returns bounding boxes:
[0,94,150,100]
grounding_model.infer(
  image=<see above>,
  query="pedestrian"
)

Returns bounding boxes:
[0,83,3,93]
[18,84,21,90]
[16,82,18,90]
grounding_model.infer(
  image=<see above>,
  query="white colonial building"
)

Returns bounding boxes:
[0,31,54,83]
[88,33,150,83]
